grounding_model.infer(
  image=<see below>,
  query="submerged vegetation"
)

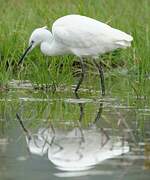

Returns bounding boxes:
[0,0,150,97]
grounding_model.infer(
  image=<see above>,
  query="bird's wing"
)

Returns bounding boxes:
[52,15,118,48]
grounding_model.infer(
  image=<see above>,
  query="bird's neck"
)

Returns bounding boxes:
[40,40,70,56]
[40,41,54,56]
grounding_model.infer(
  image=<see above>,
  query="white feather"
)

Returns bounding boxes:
[51,14,133,57]
[28,14,133,58]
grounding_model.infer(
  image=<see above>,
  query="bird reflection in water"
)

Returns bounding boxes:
[16,93,129,171]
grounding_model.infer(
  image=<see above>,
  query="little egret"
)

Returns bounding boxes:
[19,14,133,95]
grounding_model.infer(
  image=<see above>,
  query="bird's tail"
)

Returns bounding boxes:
[113,29,133,48]
[116,35,133,48]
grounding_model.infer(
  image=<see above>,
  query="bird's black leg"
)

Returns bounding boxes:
[93,59,105,96]
[75,58,85,93]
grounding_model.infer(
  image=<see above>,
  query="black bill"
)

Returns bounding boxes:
[18,44,32,65]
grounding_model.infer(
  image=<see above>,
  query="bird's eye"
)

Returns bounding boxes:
[31,40,34,44]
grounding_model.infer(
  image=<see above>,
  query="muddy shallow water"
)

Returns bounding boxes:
[0,86,150,180]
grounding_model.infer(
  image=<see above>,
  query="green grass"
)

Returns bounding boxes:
[0,0,150,96]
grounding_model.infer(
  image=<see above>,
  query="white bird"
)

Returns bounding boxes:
[19,14,133,95]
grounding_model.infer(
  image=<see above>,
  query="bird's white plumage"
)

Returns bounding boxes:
[51,15,133,57]
[28,14,133,58]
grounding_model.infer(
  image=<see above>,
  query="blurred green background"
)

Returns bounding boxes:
[0,0,150,97]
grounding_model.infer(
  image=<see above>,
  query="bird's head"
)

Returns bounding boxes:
[18,26,52,65]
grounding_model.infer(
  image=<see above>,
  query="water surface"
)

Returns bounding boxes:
[0,86,150,180]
